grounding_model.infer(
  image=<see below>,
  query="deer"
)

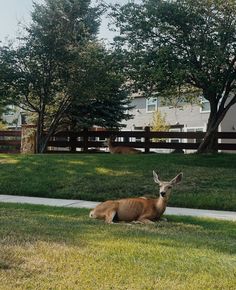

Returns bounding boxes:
[89,171,183,224]
[106,136,142,154]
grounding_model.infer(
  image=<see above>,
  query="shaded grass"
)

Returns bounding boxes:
[0,153,236,210]
[0,203,235,290]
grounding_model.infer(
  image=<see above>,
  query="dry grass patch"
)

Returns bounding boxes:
[0,203,235,290]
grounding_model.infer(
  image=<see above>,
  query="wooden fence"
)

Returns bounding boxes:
[1,128,236,154]
[0,130,21,153]
[46,128,236,153]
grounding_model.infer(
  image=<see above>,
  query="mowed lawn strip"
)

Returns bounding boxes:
[0,203,235,290]
[0,153,236,210]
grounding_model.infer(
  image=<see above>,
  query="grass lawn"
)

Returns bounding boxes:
[0,153,236,211]
[0,203,235,290]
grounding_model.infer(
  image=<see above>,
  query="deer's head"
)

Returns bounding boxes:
[153,171,183,200]
[104,135,116,145]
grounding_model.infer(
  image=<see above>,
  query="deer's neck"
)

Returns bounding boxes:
[155,196,168,215]
[108,139,114,151]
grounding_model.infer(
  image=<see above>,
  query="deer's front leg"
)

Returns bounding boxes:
[136,218,155,224]
[105,210,117,224]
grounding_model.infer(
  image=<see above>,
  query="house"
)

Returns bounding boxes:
[121,95,236,152]
[1,105,25,129]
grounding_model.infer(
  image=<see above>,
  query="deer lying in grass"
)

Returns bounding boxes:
[89,171,183,224]
[106,136,141,154]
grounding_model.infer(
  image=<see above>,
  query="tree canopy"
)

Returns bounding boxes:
[111,0,236,152]
[0,0,132,152]
[62,42,132,130]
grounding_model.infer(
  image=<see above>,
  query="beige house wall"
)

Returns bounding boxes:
[122,97,210,131]
[220,103,236,152]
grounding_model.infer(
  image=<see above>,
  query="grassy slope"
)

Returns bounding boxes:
[0,203,235,290]
[0,153,236,210]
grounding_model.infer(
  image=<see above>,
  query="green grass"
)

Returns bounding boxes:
[0,203,235,290]
[0,153,236,210]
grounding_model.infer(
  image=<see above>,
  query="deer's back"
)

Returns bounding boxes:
[112,146,141,154]
[116,197,158,222]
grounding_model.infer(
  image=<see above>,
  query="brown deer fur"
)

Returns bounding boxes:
[89,171,183,224]
[107,136,141,154]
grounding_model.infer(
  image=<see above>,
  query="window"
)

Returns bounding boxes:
[146,97,157,112]
[200,97,210,113]
[21,113,27,124]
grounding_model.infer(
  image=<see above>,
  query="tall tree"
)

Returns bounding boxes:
[0,0,101,152]
[65,42,132,130]
[111,0,236,152]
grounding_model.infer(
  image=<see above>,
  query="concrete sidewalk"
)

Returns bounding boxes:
[0,194,235,221]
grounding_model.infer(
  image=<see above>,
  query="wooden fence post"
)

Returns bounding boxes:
[83,128,88,152]
[70,133,77,153]
[144,126,150,153]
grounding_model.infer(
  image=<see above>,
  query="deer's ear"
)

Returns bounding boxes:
[170,172,183,185]
[153,170,161,184]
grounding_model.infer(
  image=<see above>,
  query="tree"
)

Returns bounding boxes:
[0,0,101,152]
[65,42,132,130]
[152,110,170,131]
[151,110,170,142]
[111,0,236,153]
[0,74,14,130]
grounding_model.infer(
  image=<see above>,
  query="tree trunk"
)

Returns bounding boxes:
[36,97,71,153]
[36,113,44,153]
[197,126,218,153]
[197,102,230,153]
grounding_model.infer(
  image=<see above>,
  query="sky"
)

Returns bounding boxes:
[0,0,129,44]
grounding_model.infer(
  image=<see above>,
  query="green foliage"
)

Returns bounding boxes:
[111,0,236,152]
[64,42,132,129]
[0,0,101,152]
[0,153,235,211]
[0,203,235,289]
[0,0,131,151]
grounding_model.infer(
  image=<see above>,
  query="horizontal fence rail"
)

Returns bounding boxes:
[46,129,236,153]
[0,130,21,153]
[0,129,236,154]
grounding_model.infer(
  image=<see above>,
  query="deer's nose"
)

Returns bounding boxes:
[160,192,166,197]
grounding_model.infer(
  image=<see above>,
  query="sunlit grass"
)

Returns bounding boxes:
[0,203,235,290]
[67,160,86,165]
[0,153,235,210]
[95,167,133,176]
[0,157,19,164]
